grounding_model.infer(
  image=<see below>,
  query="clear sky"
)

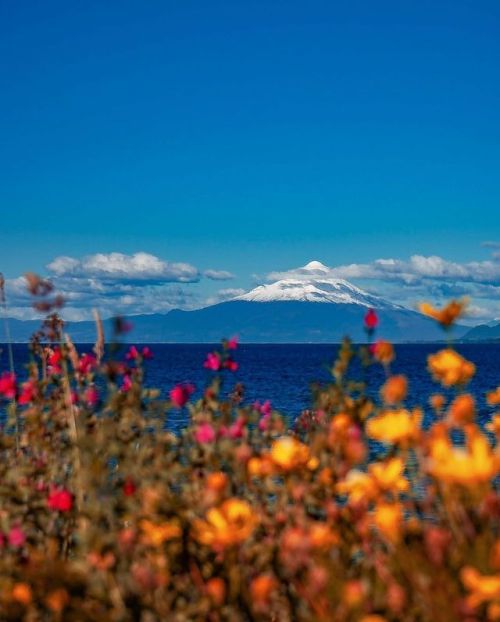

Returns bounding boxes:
[1,1,499,321]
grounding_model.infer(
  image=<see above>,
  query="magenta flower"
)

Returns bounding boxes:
[47,487,73,512]
[169,383,195,408]
[227,336,239,350]
[48,347,63,374]
[0,372,16,399]
[78,353,97,374]
[18,379,36,405]
[8,526,26,548]
[126,346,140,361]
[204,352,221,371]
[224,359,239,372]
[194,422,216,444]
[121,375,133,392]
[84,386,99,407]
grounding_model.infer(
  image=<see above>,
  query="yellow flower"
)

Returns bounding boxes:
[366,408,420,444]
[373,502,403,542]
[487,387,500,406]
[369,457,409,494]
[427,348,475,386]
[461,566,500,608]
[419,298,467,327]
[270,436,310,470]
[337,470,375,502]
[140,519,182,546]
[380,375,408,404]
[428,426,497,487]
[193,498,257,549]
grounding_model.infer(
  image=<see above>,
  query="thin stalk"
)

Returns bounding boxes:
[0,273,19,451]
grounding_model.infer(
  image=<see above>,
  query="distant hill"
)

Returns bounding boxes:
[0,262,469,343]
[462,322,500,342]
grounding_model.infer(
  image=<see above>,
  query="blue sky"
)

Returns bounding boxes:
[1,1,499,321]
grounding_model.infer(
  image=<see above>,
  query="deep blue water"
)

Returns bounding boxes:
[1,343,499,433]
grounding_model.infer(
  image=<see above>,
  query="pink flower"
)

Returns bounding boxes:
[18,379,36,405]
[224,359,239,372]
[47,487,73,512]
[227,336,239,350]
[126,346,140,361]
[8,526,26,548]
[170,383,195,408]
[83,386,99,407]
[258,414,271,432]
[141,346,153,359]
[228,417,245,439]
[254,400,272,416]
[78,353,96,374]
[121,375,133,392]
[0,372,16,399]
[204,352,221,371]
[194,422,216,444]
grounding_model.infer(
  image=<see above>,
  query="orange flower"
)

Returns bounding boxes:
[461,566,500,608]
[419,298,467,327]
[487,387,500,406]
[427,348,475,386]
[343,580,365,608]
[428,426,497,486]
[429,393,446,411]
[193,498,257,549]
[205,577,226,606]
[366,408,420,444]
[270,437,310,470]
[487,414,500,436]
[448,393,475,426]
[360,617,388,622]
[373,502,403,542]
[206,471,228,493]
[337,470,375,502]
[140,519,182,546]
[371,340,394,365]
[309,522,339,550]
[381,375,407,404]
[247,454,274,477]
[250,574,278,604]
[12,583,33,606]
[45,589,69,614]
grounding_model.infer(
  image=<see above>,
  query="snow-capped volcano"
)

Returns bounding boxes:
[234,261,394,308]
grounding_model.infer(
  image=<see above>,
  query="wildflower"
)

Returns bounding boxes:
[370,340,394,365]
[337,470,374,502]
[419,298,467,327]
[169,383,195,408]
[18,378,36,404]
[427,348,475,386]
[487,387,500,406]
[205,471,228,493]
[227,336,239,349]
[0,371,16,399]
[247,455,274,477]
[429,393,446,411]
[8,525,26,548]
[206,577,226,606]
[224,358,239,372]
[126,346,140,360]
[366,408,420,444]
[47,347,62,374]
[487,414,500,436]
[373,502,403,542]
[83,386,99,407]
[47,487,73,512]
[193,498,257,549]
[121,374,133,392]
[364,308,379,331]
[140,519,182,546]
[380,375,407,404]
[45,589,69,614]
[123,477,136,496]
[369,457,409,494]
[343,580,365,608]
[250,574,278,605]
[428,426,497,486]
[204,352,221,371]
[11,583,33,606]
[461,566,500,608]
[309,522,339,550]
[141,346,153,359]
[270,437,310,470]
[195,422,216,443]
[448,393,475,426]
[78,353,96,374]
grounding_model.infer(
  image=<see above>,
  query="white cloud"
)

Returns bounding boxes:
[204,288,246,306]
[47,252,200,283]
[203,269,235,281]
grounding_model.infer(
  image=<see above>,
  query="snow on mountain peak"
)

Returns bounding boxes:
[233,262,395,308]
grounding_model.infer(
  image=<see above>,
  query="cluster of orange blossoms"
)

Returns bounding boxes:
[0,298,498,621]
